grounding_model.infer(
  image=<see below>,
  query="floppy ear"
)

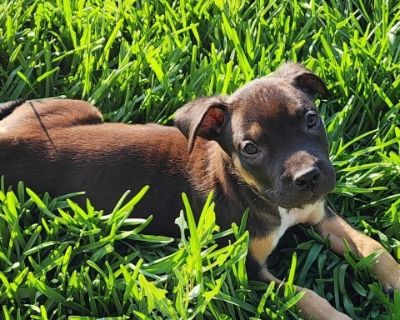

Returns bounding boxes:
[174,97,227,153]
[274,62,331,98]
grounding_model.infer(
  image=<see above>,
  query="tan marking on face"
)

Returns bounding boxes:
[233,157,262,192]
[248,122,262,138]
[249,233,279,264]
[317,215,400,291]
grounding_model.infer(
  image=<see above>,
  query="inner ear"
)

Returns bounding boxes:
[197,107,225,138]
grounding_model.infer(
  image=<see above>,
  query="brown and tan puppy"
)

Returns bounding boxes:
[0,63,399,319]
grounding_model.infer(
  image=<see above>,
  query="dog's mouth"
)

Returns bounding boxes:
[240,176,330,210]
[261,189,325,209]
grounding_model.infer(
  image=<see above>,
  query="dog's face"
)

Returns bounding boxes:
[175,63,336,209]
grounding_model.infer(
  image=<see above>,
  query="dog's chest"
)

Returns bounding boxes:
[278,200,325,232]
[275,201,325,245]
[249,201,326,265]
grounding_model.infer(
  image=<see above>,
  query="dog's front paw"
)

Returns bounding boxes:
[380,266,400,295]
[372,253,400,294]
[297,288,352,320]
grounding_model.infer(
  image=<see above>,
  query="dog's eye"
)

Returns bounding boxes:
[305,112,319,129]
[242,141,259,155]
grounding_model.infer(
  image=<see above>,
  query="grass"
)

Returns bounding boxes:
[0,0,399,319]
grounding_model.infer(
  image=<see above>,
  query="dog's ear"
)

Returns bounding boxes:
[174,97,227,153]
[274,62,331,98]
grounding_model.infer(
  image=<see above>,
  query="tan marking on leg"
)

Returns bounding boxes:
[249,233,279,264]
[259,267,351,320]
[233,158,262,192]
[317,214,400,291]
[251,202,327,266]
[373,253,400,291]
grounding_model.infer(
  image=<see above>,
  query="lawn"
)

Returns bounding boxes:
[0,0,400,319]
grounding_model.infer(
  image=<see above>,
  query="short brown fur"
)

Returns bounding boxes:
[1,63,398,320]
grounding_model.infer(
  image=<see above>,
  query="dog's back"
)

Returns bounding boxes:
[0,99,220,235]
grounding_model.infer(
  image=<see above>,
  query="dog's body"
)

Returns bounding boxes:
[1,63,399,319]
[0,99,258,235]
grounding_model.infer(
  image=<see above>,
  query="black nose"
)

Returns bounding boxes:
[293,167,321,191]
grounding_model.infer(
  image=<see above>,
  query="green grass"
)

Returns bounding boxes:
[0,0,399,319]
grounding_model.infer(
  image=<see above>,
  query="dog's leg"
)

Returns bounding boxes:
[249,235,351,320]
[258,266,351,320]
[317,211,400,293]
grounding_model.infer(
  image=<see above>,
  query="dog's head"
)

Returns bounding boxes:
[175,63,335,209]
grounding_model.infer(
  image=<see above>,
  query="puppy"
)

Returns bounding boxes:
[0,63,398,319]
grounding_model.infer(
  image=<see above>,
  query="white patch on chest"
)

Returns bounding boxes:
[276,201,325,244]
